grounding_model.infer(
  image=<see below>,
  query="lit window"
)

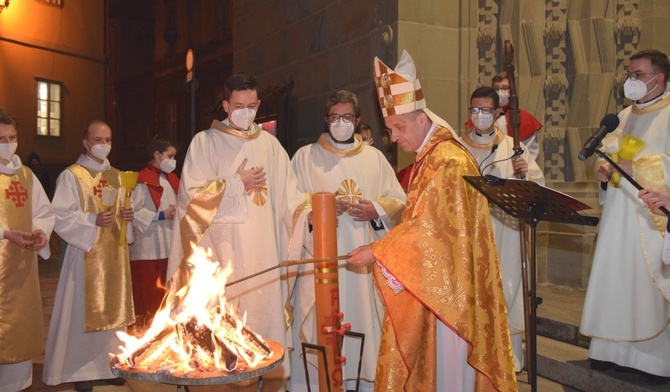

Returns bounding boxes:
[36,80,62,137]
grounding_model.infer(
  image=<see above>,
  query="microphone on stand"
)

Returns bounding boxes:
[578,114,620,161]
[481,147,525,178]
[478,143,499,176]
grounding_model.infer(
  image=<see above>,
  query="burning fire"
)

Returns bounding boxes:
[112,245,273,376]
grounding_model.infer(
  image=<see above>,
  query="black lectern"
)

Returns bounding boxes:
[464,175,599,392]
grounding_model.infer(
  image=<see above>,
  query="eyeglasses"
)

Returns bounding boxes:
[327,114,356,123]
[469,107,497,114]
[622,72,659,81]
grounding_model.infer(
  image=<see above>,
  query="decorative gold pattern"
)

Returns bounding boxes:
[68,164,135,332]
[210,120,262,139]
[171,180,227,289]
[633,155,670,235]
[632,92,670,115]
[316,133,365,157]
[0,167,43,363]
[247,181,268,206]
[370,127,517,391]
[336,179,362,205]
[383,94,395,109]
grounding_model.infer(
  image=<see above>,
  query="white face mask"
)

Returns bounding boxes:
[159,158,177,173]
[497,90,510,107]
[623,74,659,101]
[471,112,495,132]
[330,119,355,142]
[229,108,257,131]
[0,142,18,161]
[88,143,111,160]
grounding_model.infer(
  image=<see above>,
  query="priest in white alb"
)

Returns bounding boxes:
[460,86,544,372]
[43,120,135,392]
[166,73,310,388]
[581,49,670,381]
[288,90,406,391]
[0,109,55,392]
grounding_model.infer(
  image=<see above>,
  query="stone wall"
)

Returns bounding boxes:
[230,0,670,288]
[232,0,397,156]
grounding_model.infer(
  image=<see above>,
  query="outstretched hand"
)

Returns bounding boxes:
[346,245,375,266]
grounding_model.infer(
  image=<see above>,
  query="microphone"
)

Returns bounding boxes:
[480,146,524,177]
[478,143,499,176]
[578,114,620,161]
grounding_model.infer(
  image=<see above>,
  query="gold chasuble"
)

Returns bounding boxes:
[68,164,135,332]
[370,127,517,391]
[0,167,43,364]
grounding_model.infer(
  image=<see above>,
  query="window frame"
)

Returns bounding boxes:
[35,78,63,138]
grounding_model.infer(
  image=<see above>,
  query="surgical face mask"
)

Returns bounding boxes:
[624,75,659,101]
[229,108,257,131]
[497,90,510,107]
[471,112,495,132]
[159,158,177,173]
[330,119,355,142]
[88,143,111,160]
[0,142,18,161]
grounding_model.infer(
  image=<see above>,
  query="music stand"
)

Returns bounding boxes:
[464,175,599,392]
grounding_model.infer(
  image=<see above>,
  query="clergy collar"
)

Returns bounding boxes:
[317,133,365,157]
[632,91,670,115]
[462,127,505,151]
[0,155,22,175]
[326,134,359,151]
[77,153,111,172]
[211,119,261,139]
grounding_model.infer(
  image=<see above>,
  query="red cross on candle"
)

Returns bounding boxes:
[5,180,28,207]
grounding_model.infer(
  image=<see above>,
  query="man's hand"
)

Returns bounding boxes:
[96,211,113,227]
[596,162,615,182]
[639,189,670,216]
[348,199,379,222]
[120,206,134,222]
[335,198,349,216]
[30,229,47,251]
[511,157,528,178]
[3,229,36,249]
[346,245,375,266]
[237,158,266,191]
[164,204,176,220]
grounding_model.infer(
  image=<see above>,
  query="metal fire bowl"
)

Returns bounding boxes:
[110,339,284,386]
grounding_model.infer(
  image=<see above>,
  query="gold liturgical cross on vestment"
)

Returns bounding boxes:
[336,179,362,204]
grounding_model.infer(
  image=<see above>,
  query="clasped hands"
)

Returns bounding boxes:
[4,229,47,251]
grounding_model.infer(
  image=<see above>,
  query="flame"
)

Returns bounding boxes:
[113,244,272,375]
